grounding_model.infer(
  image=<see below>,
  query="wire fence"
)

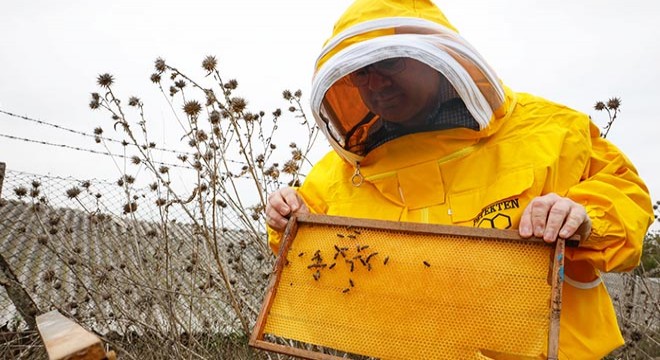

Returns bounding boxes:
[0,166,275,358]
[0,165,658,359]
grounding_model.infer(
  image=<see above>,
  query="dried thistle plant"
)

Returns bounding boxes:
[593,97,622,138]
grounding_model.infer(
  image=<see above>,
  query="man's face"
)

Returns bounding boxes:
[352,58,442,127]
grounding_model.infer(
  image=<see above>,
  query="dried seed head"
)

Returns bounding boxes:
[177,154,188,163]
[97,73,114,88]
[150,73,161,83]
[294,89,302,98]
[66,187,81,199]
[209,110,220,124]
[123,202,138,214]
[131,156,141,165]
[230,97,247,113]
[154,57,166,73]
[155,198,167,207]
[89,100,100,109]
[175,79,186,89]
[202,55,217,73]
[224,79,238,90]
[158,166,169,174]
[607,97,621,110]
[288,106,296,112]
[93,127,103,135]
[116,178,124,187]
[196,130,208,142]
[31,180,41,188]
[282,90,293,100]
[183,100,202,117]
[128,96,140,107]
[594,101,606,111]
[149,182,158,191]
[243,112,256,122]
[124,175,135,184]
[30,188,39,197]
[272,108,282,117]
[205,89,216,106]
[169,86,179,96]
[14,186,28,197]
[42,269,56,283]
[291,149,303,161]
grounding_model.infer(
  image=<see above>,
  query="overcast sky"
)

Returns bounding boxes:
[1,0,658,226]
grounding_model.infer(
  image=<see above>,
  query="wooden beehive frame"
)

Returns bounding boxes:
[250,214,574,360]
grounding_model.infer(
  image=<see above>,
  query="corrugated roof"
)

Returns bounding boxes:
[0,199,272,334]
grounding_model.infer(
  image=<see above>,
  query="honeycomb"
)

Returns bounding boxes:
[255,216,560,360]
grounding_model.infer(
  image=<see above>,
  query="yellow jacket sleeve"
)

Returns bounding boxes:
[565,122,653,272]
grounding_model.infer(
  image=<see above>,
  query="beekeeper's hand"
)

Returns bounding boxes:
[266,187,309,232]
[519,193,592,243]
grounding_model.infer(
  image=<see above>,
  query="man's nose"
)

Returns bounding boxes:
[366,71,392,91]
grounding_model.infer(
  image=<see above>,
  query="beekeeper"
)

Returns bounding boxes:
[265,0,653,357]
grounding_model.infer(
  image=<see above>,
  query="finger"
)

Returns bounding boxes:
[529,197,554,239]
[558,205,590,240]
[543,199,572,242]
[519,202,534,238]
[265,204,288,232]
[281,189,303,213]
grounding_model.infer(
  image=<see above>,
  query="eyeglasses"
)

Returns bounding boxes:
[347,58,407,87]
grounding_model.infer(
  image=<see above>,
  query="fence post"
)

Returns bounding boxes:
[0,163,41,330]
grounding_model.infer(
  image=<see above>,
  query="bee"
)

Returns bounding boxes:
[359,258,367,266]
[367,263,372,271]
[360,245,370,251]
[298,252,304,257]
[342,288,350,293]
[329,263,336,269]
[365,252,378,263]
[307,264,327,269]
[384,256,390,265]
[346,225,353,231]
[285,259,290,266]
[313,270,320,281]
[333,253,339,260]
[345,259,355,272]
[347,234,357,239]
[423,261,431,267]
[353,230,362,235]
[334,245,341,252]
[336,233,345,238]
[349,279,354,287]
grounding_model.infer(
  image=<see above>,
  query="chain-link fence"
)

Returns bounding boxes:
[0,165,658,358]
[0,166,274,358]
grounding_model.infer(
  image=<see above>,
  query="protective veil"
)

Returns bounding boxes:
[268,0,654,358]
